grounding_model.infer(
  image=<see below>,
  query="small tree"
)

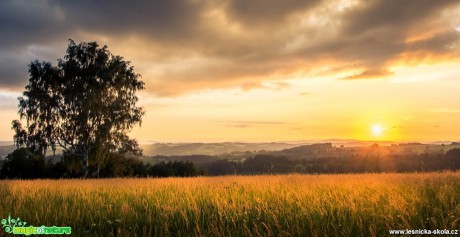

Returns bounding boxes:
[12,39,145,177]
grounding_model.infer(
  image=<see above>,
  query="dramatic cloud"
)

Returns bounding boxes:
[1,0,459,96]
[224,0,321,27]
[334,0,460,68]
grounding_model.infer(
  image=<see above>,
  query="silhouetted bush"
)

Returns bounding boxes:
[243,155,294,174]
[204,159,239,176]
[149,161,203,177]
[446,148,460,169]
[0,148,45,179]
[99,153,145,177]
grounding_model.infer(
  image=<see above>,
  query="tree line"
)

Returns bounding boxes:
[1,147,460,179]
[204,148,460,175]
[0,148,203,179]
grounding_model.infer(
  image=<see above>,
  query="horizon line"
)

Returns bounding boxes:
[1,139,458,145]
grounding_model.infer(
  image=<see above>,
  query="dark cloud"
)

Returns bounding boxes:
[0,55,28,89]
[332,0,460,68]
[0,1,66,48]
[0,46,65,89]
[341,0,457,36]
[0,0,459,96]
[224,0,321,27]
[0,0,209,90]
[406,31,460,55]
[49,0,206,41]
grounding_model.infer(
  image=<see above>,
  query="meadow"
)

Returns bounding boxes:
[1,172,460,236]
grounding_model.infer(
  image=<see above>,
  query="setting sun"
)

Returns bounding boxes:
[371,124,384,137]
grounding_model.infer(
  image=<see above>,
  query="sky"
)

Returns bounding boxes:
[1,0,460,143]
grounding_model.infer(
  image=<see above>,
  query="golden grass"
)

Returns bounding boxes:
[1,172,460,236]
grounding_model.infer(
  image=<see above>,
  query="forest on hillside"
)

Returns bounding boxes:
[1,143,460,179]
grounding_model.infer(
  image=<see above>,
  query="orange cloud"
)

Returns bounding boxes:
[341,69,393,80]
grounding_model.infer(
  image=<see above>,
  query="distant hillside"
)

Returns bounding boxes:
[1,140,458,160]
[309,139,396,147]
[0,141,13,146]
[1,142,301,158]
[271,143,335,160]
[140,142,303,156]
[0,145,15,159]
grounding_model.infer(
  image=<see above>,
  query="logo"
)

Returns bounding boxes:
[1,215,71,235]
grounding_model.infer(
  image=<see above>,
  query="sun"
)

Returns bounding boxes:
[371,124,384,136]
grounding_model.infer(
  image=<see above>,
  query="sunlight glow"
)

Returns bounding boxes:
[371,124,384,137]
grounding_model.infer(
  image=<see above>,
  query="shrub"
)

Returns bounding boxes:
[0,148,45,179]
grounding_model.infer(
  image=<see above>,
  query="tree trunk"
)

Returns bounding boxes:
[82,144,88,178]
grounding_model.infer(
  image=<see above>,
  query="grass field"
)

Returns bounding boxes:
[1,172,460,236]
